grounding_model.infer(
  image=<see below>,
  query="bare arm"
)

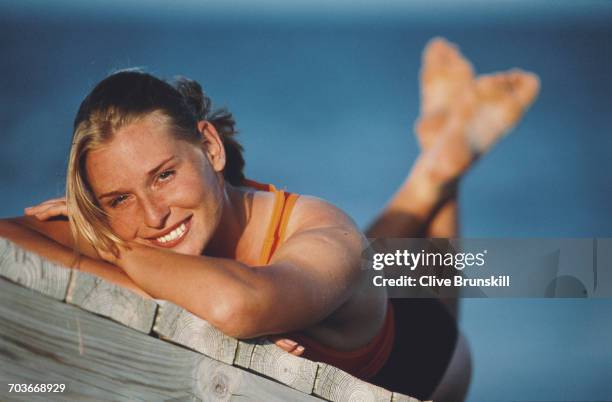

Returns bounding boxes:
[9,202,315,355]
[108,197,365,339]
[0,218,151,298]
[10,214,100,259]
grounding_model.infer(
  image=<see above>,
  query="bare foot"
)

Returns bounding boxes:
[465,69,540,154]
[426,68,540,182]
[415,37,474,151]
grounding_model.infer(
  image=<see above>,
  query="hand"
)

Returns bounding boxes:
[25,197,68,221]
[268,336,305,356]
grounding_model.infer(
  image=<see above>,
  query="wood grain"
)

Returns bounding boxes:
[153,300,238,365]
[0,237,71,300]
[233,339,258,369]
[66,270,157,333]
[314,363,393,402]
[249,340,318,394]
[0,277,321,401]
[0,244,422,401]
[392,392,424,402]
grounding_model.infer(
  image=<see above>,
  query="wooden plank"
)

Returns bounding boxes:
[0,243,415,401]
[153,300,238,365]
[314,363,393,402]
[0,277,322,401]
[234,339,258,369]
[0,237,71,300]
[194,356,321,402]
[392,392,423,402]
[65,270,157,334]
[249,340,318,394]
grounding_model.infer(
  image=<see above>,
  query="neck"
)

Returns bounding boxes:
[204,183,252,259]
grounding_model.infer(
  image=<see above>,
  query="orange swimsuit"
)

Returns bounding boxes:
[243,179,395,380]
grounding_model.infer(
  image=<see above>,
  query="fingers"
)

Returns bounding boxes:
[24,198,68,221]
[29,204,68,221]
[270,337,305,356]
[29,197,66,207]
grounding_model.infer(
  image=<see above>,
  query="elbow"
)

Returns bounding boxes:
[206,293,264,339]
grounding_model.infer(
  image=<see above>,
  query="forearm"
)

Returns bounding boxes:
[0,219,150,298]
[0,219,81,267]
[117,244,260,334]
[9,216,100,259]
[116,243,344,339]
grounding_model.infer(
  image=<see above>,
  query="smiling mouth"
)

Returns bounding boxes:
[149,216,192,248]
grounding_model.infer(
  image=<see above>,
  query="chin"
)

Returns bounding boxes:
[175,241,206,256]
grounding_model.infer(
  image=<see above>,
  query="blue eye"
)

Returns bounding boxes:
[158,170,175,181]
[110,195,128,208]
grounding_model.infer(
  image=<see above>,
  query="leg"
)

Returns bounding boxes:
[415,38,474,239]
[366,45,540,239]
[365,38,473,239]
[414,38,474,317]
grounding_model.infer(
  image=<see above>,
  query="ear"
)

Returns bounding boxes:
[197,120,226,173]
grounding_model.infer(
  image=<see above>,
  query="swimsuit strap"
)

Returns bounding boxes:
[242,179,300,265]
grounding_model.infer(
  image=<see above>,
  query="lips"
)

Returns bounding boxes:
[147,215,192,248]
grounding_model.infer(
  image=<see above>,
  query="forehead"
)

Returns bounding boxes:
[85,114,191,194]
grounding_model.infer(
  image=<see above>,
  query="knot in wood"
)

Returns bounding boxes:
[211,373,229,397]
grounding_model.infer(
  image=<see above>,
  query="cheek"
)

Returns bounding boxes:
[175,166,222,208]
[177,170,224,227]
[174,183,208,206]
[106,207,141,240]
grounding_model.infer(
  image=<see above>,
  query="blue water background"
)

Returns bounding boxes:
[1,1,611,400]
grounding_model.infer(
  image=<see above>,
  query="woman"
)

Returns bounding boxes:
[0,39,539,401]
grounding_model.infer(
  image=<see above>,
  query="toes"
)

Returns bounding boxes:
[506,69,540,107]
[476,69,540,108]
[474,74,500,95]
[466,69,540,154]
[424,38,462,67]
[422,37,474,80]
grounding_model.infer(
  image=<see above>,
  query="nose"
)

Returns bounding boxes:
[141,195,170,229]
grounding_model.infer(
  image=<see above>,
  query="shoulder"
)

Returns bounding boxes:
[281,194,365,252]
[290,194,357,228]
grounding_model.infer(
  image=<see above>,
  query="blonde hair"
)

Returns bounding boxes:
[66,70,244,256]
[67,107,137,256]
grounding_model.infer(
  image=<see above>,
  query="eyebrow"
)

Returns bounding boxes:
[98,155,176,200]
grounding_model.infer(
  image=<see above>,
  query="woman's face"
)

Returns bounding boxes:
[85,112,226,256]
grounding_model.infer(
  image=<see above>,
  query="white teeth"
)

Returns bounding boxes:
[156,223,186,244]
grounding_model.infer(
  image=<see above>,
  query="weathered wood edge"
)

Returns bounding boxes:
[234,339,258,368]
[0,277,321,402]
[0,238,425,401]
[248,339,319,394]
[392,392,426,402]
[0,238,71,300]
[66,269,157,333]
[153,300,238,364]
[314,363,393,402]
